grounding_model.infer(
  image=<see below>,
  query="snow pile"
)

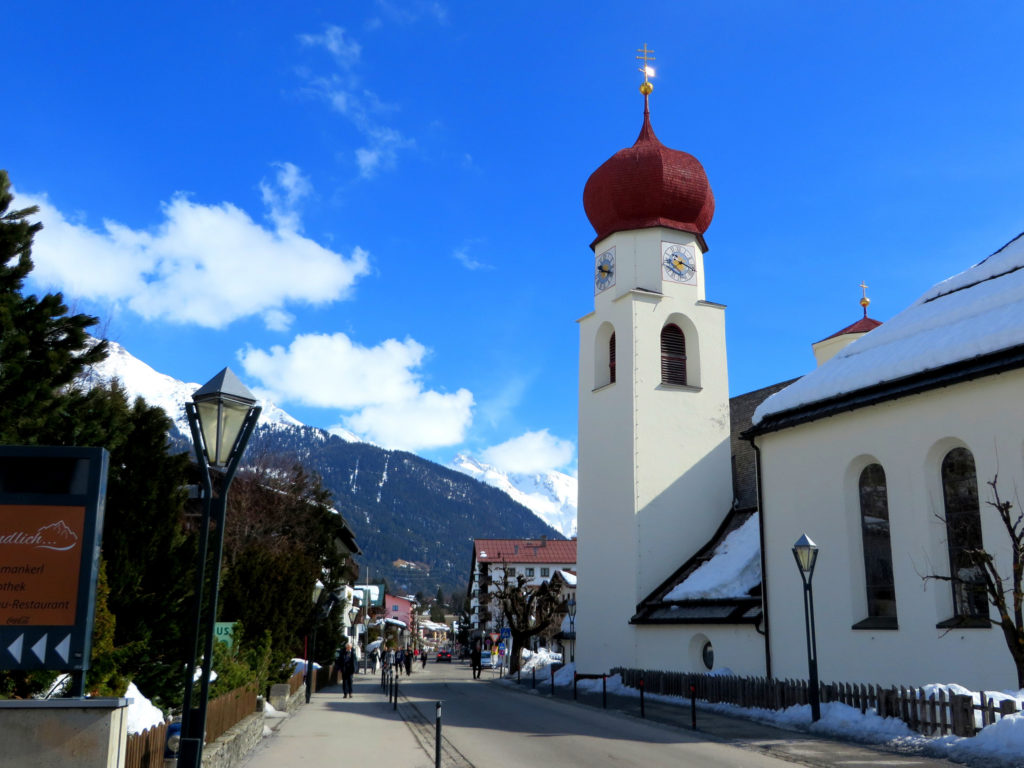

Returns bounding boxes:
[548,671,1024,767]
[665,513,760,600]
[125,681,165,734]
[518,647,562,674]
[754,233,1024,424]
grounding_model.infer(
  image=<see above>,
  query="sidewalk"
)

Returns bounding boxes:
[240,670,432,768]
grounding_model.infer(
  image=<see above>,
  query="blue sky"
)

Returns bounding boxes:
[6,2,1024,474]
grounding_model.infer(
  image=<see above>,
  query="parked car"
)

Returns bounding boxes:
[436,648,452,662]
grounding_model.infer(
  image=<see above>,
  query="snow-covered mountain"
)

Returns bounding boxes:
[450,454,577,538]
[77,340,566,596]
[80,339,306,437]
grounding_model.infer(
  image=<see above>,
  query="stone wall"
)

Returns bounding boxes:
[198,711,264,768]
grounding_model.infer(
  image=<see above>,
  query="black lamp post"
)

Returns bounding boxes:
[178,369,261,768]
[567,595,576,663]
[792,534,821,722]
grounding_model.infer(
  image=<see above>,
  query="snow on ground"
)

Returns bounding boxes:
[505,663,1024,767]
[125,681,166,734]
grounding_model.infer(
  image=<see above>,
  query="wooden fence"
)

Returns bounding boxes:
[612,668,1019,738]
[125,720,167,768]
[125,683,258,768]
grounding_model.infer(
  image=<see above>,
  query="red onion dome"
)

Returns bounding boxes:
[583,101,714,247]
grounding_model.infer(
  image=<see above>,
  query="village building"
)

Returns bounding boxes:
[467,538,577,646]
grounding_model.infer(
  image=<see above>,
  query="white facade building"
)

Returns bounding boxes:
[467,538,577,640]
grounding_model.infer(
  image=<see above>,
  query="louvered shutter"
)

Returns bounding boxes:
[661,324,687,385]
[609,332,616,384]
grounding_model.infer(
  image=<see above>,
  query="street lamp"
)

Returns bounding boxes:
[792,534,821,722]
[178,369,261,768]
[306,582,324,703]
[566,595,576,664]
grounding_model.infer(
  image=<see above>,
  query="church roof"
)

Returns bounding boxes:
[582,97,714,249]
[818,315,882,342]
[631,508,762,626]
[752,231,1024,433]
[631,381,789,625]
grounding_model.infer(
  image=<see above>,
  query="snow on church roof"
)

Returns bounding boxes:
[754,232,1024,426]
[664,513,761,601]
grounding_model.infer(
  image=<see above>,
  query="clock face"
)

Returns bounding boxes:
[662,243,697,284]
[595,248,616,293]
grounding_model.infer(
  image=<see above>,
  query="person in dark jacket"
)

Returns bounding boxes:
[404,647,413,675]
[470,640,482,679]
[338,642,357,698]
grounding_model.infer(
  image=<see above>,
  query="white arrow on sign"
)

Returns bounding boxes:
[31,635,47,663]
[55,634,71,664]
[7,634,24,663]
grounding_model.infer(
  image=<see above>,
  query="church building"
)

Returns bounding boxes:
[575,64,1024,691]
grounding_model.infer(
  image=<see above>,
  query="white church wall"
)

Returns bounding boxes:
[759,368,1024,690]
[577,292,640,675]
[577,226,733,676]
[634,625,764,676]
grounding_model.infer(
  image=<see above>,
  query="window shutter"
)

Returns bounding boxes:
[661,324,687,385]
[609,332,616,384]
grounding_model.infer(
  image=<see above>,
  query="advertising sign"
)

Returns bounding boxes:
[0,447,108,672]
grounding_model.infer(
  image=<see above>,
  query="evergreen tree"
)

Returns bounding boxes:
[0,170,107,443]
[0,171,192,706]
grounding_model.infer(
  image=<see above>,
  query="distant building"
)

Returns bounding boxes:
[467,538,577,643]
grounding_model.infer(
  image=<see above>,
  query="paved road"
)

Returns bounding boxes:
[389,660,963,768]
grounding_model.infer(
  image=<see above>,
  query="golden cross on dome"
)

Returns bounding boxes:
[859,280,871,316]
[636,44,655,95]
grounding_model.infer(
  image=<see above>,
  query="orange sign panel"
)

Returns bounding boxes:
[0,505,85,627]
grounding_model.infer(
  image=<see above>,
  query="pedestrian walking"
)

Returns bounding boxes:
[404,647,413,675]
[421,649,428,669]
[338,642,356,698]
[470,639,482,679]
[369,647,379,674]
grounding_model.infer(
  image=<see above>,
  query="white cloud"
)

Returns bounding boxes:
[19,172,370,331]
[345,389,473,451]
[300,26,414,179]
[260,162,312,231]
[453,246,489,271]
[299,26,361,69]
[481,430,575,474]
[239,332,474,452]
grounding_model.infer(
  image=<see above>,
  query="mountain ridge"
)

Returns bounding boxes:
[83,340,565,596]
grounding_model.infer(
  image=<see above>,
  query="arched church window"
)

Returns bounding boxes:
[859,464,897,621]
[609,332,616,384]
[940,447,987,619]
[661,324,687,385]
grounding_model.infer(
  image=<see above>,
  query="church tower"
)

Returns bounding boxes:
[576,55,733,674]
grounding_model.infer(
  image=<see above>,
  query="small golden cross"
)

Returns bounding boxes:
[636,43,655,82]
[859,280,869,300]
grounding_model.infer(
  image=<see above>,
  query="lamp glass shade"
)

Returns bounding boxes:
[192,367,258,468]
[195,397,251,467]
[792,534,819,575]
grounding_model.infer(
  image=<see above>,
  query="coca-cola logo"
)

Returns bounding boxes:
[0,520,79,552]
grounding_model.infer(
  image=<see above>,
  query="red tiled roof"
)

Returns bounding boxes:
[473,538,577,564]
[819,316,882,342]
